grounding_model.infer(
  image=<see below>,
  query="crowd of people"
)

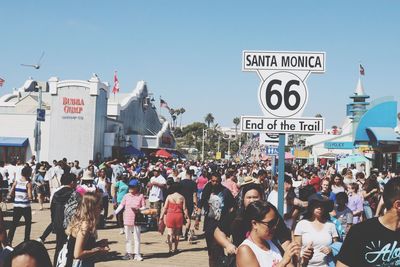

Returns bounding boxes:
[0,156,398,267]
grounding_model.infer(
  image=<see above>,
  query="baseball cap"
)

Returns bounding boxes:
[128,179,139,187]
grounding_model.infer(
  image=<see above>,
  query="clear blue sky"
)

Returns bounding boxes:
[1,1,399,129]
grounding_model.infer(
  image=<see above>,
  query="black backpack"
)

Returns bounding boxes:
[51,188,74,232]
[63,191,82,230]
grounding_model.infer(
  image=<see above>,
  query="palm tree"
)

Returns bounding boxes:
[205,113,215,128]
[175,109,181,128]
[233,117,240,139]
[179,108,186,128]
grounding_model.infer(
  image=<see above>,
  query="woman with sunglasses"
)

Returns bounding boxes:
[294,193,338,267]
[237,200,300,267]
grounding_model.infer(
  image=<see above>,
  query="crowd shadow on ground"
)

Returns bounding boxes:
[142,247,207,260]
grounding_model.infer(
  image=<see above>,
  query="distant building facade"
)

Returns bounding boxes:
[0,75,175,164]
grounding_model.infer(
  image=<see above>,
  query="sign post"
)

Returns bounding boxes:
[278,134,285,216]
[241,51,326,216]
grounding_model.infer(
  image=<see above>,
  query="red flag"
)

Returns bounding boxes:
[360,64,365,76]
[112,71,119,94]
[0,77,4,87]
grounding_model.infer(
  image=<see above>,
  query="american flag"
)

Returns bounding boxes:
[360,64,365,76]
[0,77,4,87]
[112,71,119,94]
[160,99,170,110]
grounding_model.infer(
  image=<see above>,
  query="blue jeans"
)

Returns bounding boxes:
[197,189,203,201]
[363,201,373,219]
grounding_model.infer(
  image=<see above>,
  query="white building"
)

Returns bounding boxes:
[304,78,369,165]
[0,75,175,165]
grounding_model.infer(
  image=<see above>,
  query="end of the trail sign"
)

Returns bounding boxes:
[241,116,324,134]
[242,51,325,72]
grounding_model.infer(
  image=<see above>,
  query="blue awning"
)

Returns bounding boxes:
[366,127,400,145]
[0,137,29,147]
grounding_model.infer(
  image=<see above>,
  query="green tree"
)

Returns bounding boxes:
[205,113,215,128]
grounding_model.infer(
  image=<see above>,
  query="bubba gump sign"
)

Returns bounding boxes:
[63,97,84,113]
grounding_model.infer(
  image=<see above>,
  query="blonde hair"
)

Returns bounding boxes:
[66,192,101,236]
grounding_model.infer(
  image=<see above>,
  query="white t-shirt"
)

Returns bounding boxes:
[5,165,16,183]
[71,166,83,178]
[294,220,338,267]
[239,238,282,266]
[0,167,8,183]
[177,170,186,181]
[149,175,166,202]
[14,165,24,182]
[95,177,110,197]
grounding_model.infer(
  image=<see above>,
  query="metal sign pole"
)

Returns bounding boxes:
[36,86,43,162]
[277,133,285,216]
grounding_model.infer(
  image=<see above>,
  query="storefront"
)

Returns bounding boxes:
[0,75,175,164]
[0,137,29,162]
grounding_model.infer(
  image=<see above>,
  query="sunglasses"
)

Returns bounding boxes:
[257,217,280,229]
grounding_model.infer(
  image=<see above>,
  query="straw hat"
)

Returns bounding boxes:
[240,176,258,186]
[81,170,94,181]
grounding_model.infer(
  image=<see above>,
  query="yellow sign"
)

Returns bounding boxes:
[358,146,373,153]
[216,152,221,160]
[294,149,310,158]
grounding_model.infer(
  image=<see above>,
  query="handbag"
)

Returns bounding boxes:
[135,212,147,225]
[158,219,166,235]
[217,254,236,267]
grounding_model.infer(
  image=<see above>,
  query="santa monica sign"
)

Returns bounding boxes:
[241,116,324,134]
[241,50,325,123]
[243,51,325,72]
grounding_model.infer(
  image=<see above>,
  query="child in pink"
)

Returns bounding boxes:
[114,179,146,261]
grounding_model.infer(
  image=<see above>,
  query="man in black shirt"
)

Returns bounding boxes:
[51,173,76,264]
[180,169,198,240]
[195,172,234,267]
[337,177,400,266]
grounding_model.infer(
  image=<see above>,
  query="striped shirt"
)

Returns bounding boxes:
[14,180,30,208]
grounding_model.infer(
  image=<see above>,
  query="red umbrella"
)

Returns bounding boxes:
[155,149,172,159]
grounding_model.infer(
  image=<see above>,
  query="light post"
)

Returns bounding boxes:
[201,128,208,162]
[221,134,233,160]
[34,84,44,162]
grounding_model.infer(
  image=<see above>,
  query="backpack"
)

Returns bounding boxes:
[63,191,82,229]
[56,236,73,267]
[51,188,74,232]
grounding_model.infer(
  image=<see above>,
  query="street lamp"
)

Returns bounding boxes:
[221,134,233,160]
[201,128,208,162]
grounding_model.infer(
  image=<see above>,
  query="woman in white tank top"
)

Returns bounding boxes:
[236,201,301,267]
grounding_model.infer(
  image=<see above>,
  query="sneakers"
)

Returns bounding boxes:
[134,254,143,261]
[119,228,124,235]
[122,253,143,261]
[122,253,134,260]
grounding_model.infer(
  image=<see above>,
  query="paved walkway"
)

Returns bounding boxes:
[2,202,209,267]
